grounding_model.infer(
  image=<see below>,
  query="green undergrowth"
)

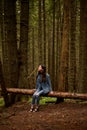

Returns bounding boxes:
[28,97,57,104]
[40,97,57,104]
[0,97,5,106]
[0,96,57,107]
[0,96,87,107]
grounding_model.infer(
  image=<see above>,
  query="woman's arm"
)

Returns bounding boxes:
[35,75,41,89]
[47,74,53,92]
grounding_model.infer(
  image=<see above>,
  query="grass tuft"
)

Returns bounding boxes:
[0,97,5,106]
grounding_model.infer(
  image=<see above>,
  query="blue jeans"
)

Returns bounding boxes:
[31,90,44,105]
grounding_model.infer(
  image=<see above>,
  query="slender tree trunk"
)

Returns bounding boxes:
[32,27,35,86]
[38,0,43,64]
[79,0,87,93]
[18,0,29,88]
[56,0,61,90]
[59,0,70,91]
[68,0,76,92]
[48,17,52,76]
[31,2,36,88]
[43,0,46,65]
[27,1,37,89]
[75,0,80,91]
[51,0,56,88]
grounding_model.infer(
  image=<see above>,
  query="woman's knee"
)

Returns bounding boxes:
[32,94,36,98]
[33,93,39,98]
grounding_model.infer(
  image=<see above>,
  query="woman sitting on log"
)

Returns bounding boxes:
[30,64,53,112]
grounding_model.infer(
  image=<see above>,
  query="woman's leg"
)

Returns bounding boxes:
[33,90,44,112]
[35,90,44,104]
[31,94,36,105]
[31,90,40,104]
[30,91,39,112]
[29,95,35,112]
[30,90,44,112]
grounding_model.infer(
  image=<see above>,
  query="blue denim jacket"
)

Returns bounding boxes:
[36,73,52,94]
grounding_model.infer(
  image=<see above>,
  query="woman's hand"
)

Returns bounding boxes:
[50,91,54,94]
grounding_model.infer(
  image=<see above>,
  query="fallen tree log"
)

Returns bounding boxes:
[0,88,86,100]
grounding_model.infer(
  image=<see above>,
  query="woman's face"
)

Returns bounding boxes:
[38,65,43,73]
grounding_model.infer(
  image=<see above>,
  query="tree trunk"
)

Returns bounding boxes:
[0,0,2,57]
[68,0,76,92]
[32,28,35,86]
[0,0,9,107]
[59,0,70,91]
[38,0,43,64]
[2,0,18,104]
[43,0,46,65]
[51,0,56,88]
[79,0,87,93]
[48,16,52,78]
[55,0,61,90]
[75,0,80,92]
[18,0,29,88]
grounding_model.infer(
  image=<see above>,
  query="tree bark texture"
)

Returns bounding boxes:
[79,0,87,93]
[68,0,76,92]
[2,0,18,89]
[18,0,29,88]
[59,0,70,91]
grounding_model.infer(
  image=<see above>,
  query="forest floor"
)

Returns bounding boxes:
[0,99,87,130]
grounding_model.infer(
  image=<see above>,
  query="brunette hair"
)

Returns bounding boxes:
[37,64,46,82]
[41,65,46,82]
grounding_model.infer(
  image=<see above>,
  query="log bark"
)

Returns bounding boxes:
[0,88,87,100]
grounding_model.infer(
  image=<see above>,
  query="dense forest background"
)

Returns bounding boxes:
[0,0,87,106]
